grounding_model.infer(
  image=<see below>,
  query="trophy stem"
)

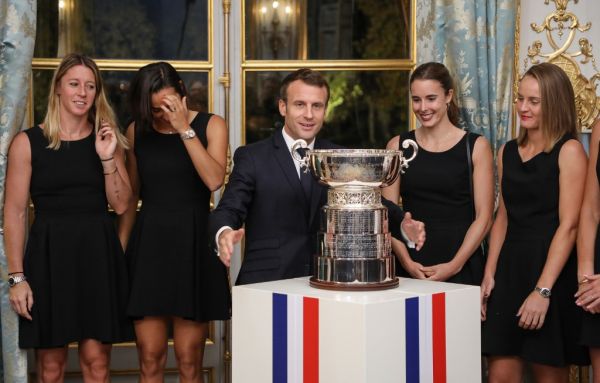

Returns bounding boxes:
[313,186,398,290]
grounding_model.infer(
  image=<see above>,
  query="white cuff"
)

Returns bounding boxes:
[215,226,233,256]
[400,225,416,249]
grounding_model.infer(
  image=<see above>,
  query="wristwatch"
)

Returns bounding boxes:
[8,274,27,288]
[534,286,551,298]
[180,128,196,140]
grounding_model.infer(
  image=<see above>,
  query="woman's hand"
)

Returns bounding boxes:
[9,281,33,321]
[575,274,600,313]
[421,262,459,282]
[161,94,189,134]
[517,291,549,330]
[95,120,118,160]
[480,274,495,321]
[401,259,427,279]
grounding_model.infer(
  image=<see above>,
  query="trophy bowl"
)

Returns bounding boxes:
[306,149,402,188]
[292,143,417,189]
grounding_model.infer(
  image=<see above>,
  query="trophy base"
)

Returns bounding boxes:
[311,256,397,290]
[309,276,399,291]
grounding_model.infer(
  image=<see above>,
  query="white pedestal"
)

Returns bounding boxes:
[233,277,480,383]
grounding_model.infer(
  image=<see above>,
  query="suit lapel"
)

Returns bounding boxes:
[272,131,308,211]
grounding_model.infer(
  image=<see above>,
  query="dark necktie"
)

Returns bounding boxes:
[296,148,312,201]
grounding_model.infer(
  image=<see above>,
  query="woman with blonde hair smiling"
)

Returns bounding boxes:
[4,53,133,382]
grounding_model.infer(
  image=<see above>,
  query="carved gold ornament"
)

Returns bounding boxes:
[522,0,600,131]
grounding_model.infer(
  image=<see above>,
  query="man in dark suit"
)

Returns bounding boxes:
[210,68,425,285]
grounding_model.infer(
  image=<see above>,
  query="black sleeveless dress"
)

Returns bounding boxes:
[398,130,484,285]
[482,136,588,366]
[125,113,231,322]
[19,126,133,348]
[580,138,600,347]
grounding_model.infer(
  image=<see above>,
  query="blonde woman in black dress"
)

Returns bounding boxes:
[482,63,588,381]
[4,53,132,382]
[576,118,600,382]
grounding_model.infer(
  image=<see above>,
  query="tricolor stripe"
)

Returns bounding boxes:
[432,293,447,382]
[288,295,303,381]
[273,293,320,383]
[405,297,419,383]
[419,295,433,383]
[405,293,447,383]
[273,293,287,382]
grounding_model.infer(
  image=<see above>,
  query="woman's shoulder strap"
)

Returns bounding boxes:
[398,130,415,148]
[466,131,482,151]
[24,126,47,162]
[190,112,213,130]
[24,125,47,147]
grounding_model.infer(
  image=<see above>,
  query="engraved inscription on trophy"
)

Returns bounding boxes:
[292,140,418,290]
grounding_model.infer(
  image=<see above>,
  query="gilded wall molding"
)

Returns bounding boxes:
[219,0,233,380]
[511,0,522,138]
[517,0,600,132]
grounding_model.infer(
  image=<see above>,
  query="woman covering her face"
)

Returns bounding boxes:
[118,62,230,382]
[4,53,133,381]
[481,62,589,380]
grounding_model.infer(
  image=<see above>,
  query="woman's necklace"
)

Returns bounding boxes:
[155,125,177,134]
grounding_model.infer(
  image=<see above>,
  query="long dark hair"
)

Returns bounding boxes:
[129,61,187,134]
[409,62,460,126]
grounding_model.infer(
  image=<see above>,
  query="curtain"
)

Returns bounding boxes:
[416,0,517,151]
[0,0,36,381]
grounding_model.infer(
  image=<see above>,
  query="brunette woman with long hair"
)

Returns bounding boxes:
[382,62,494,285]
[118,62,230,383]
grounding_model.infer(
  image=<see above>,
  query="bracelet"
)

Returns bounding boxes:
[100,157,114,162]
[103,167,118,175]
[8,271,23,275]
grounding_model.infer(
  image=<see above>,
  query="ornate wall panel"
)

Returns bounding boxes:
[516,0,600,132]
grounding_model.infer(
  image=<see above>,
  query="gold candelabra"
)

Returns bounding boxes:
[258,1,293,59]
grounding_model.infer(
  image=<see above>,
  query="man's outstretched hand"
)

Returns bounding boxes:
[400,212,426,251]
[218,228,245,267]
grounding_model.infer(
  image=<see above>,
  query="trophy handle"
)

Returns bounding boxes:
[399,139,418,174]
[291,139,310,171]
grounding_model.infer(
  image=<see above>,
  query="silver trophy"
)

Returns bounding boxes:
[292,139,418,290]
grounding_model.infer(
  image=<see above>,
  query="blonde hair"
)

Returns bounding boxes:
[517,63,578,152]
[43,53,128,150]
